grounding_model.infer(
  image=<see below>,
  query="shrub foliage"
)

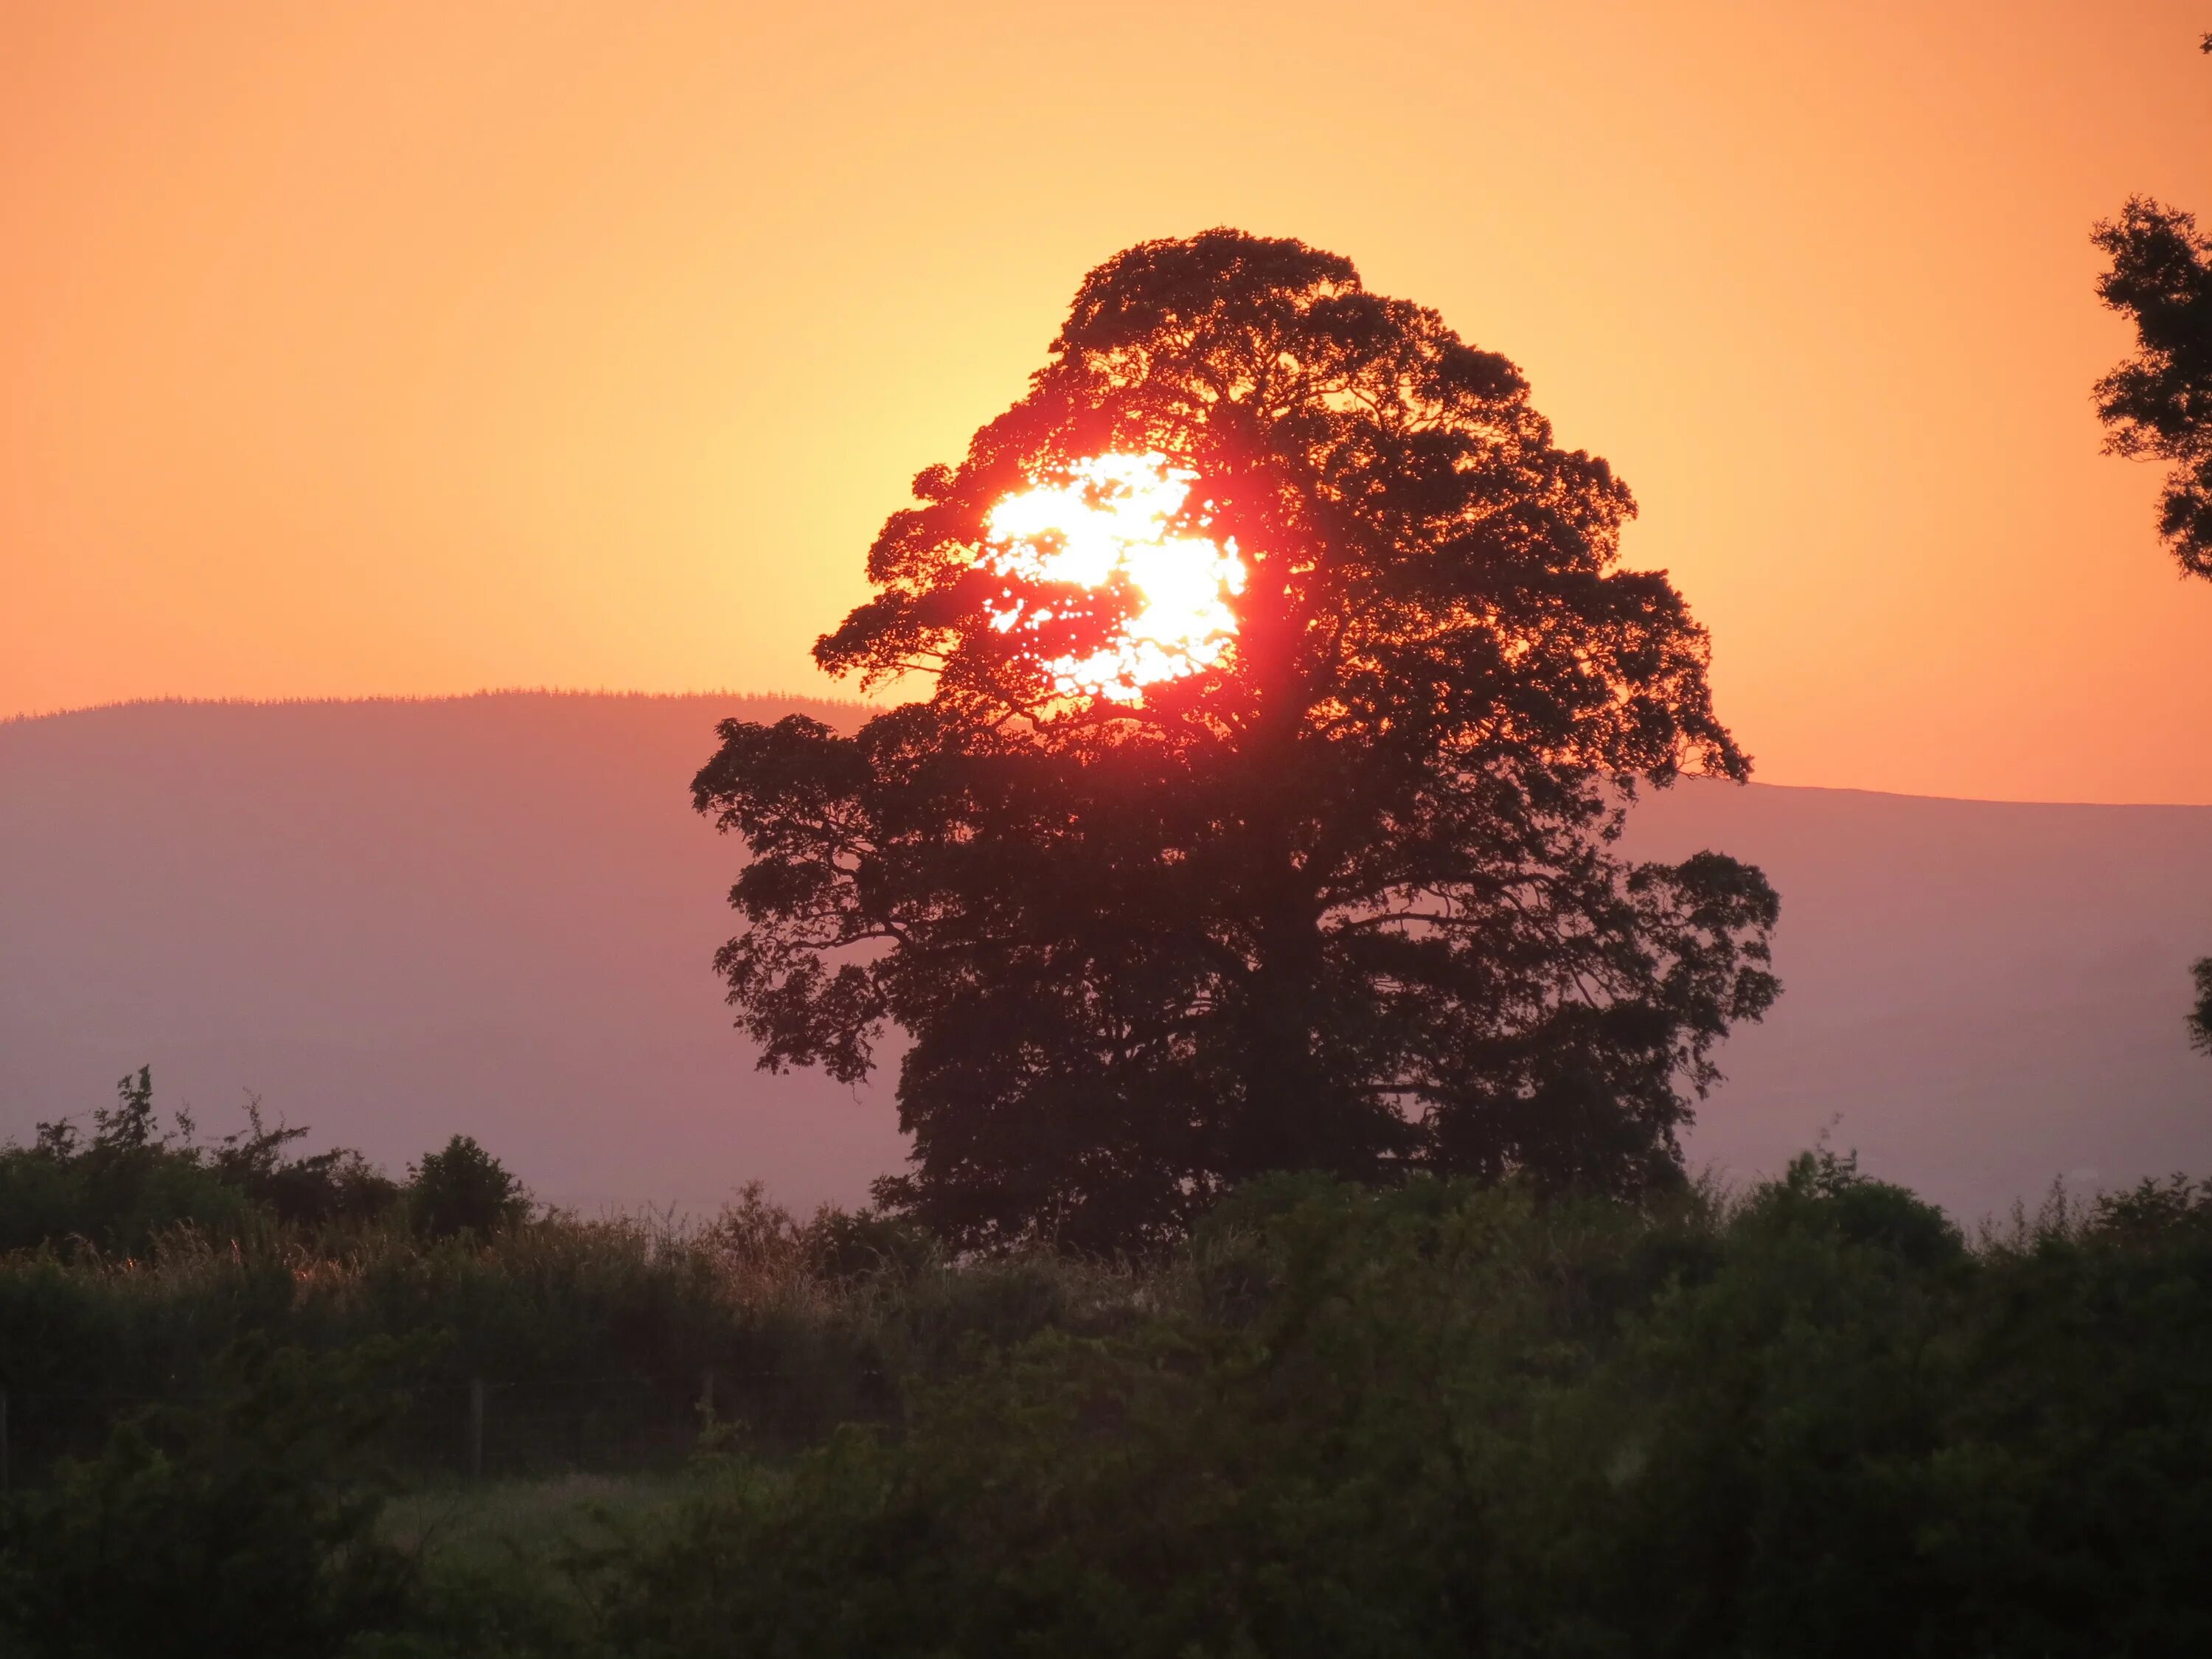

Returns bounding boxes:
[9,1150,2207,1656]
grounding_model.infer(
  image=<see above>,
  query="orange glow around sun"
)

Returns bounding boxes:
[981,453,1246,704]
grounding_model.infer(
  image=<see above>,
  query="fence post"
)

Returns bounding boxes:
[467,1378,484,1485]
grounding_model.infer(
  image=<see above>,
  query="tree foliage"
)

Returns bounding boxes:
[593,1164,2212,1659]
[0,1068,255,1256]
[0,1338,420,1659]
[2094,195,2212,577]
[0,1071,526,1256]
[0,1068,402,1256]
[696,230,1778,1248]
[406,1134,530,1241]
[8,1156,2212,1657]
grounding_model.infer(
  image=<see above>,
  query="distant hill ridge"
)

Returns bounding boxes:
[1,686,869,726]
[3,692,2208,1219]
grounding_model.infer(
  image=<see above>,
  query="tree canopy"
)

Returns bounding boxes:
[2093,193,2212,579]
[695,230,1778,1250]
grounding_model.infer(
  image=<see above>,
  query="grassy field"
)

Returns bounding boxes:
[382,1470,700,1566]
[381,1470,705,1628]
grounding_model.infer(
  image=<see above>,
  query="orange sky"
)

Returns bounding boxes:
[3,1,2208,802]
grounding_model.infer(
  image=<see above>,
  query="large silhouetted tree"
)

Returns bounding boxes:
[695,231,1778,1249]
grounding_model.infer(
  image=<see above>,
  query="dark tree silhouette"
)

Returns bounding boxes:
[2094,196,2212,577]
[696,231,1778,1249]
[2190,958,2212,1056]
[406,1134,528,1240]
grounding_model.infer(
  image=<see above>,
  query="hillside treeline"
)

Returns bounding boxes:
[1,1098,2208,1656]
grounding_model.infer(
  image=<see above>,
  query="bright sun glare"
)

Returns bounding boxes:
[981,453,1245,704]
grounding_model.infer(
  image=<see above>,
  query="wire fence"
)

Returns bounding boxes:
[0,1365,900,1493]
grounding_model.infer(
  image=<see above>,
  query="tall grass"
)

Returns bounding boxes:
[0,1183,1147,1477]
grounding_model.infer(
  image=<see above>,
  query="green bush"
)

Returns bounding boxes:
[0,1068,403,1257]
[0,1069,257,1256]
[0,1178,1123,1481]
[214,1099,401,1231]
[5,1147,2210,1655]
[0,1338,422,1659]
[407,1135,530,1242]
[585,1158,2212,1658]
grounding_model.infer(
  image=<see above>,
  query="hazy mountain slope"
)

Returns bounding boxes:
[0,693,900,1214]
[3,694,2208,1220]
[1623,782,2212,1217]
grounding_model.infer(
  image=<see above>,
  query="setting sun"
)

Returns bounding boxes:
[981,453,1246,704]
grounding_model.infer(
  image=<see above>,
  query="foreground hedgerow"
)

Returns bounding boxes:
[6,1155,2212,1658]
[0,1183,1141,1473]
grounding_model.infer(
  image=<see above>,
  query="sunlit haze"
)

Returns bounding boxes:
[984,454,1244,704]
[3,1,2209,801]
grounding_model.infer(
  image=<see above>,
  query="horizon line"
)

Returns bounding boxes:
[4,689,2208,813]
[0,685,883,729]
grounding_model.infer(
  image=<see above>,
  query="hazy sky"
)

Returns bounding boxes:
[4,1,2208,801]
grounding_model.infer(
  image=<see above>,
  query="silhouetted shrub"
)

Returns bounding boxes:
[215,1099,401,1230]
[0,1068,400,1256]
[0,1069,256,1256]
[0,1182,1091,1481]
[801,1206,939,1281]
[406,1135,530,1241]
